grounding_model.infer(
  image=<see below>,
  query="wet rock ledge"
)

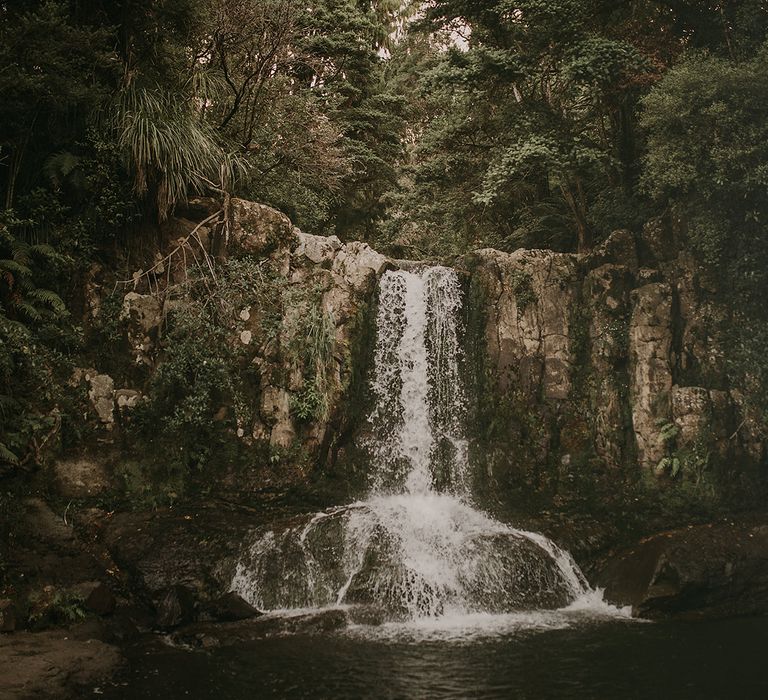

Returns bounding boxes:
[593,517,768,619]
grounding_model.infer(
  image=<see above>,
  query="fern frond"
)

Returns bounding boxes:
[28,288,67,314]
[0,442,19,466]
[0,259,32,278]
[15,302,42,322]
[28,243,58,260]
[43,151,81,187]
[9,237,30,265]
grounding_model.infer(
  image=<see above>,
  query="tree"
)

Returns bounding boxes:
[641,40,768,424]
[0,1,113,210]
[377,0,659,253]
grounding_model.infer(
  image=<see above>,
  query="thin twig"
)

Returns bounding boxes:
[729,419,747,442]
[114,209,223,291]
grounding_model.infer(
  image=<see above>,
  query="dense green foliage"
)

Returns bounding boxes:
[1,0,768,476]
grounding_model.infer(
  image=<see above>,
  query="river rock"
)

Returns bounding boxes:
[170,609,348,648]
[72,582,116,616]
[155,585,197,629]
[206,592,261,622]
[594,518,768,619]
[100,506,256,603]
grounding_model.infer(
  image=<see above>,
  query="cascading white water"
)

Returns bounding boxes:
[231,266,613,623]
[367,268,468,496]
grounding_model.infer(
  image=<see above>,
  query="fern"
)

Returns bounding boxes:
[0,259,32,278]
[43,151,81,188]
[29,243,58,259]
[657,420,679,444]
[9,237,30,265]
[15,302,42,322]
[0,442,19,466]
[28,289,67,315]
[0,394,17,419]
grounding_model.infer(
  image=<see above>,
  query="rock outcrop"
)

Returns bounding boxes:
[0,630,122,699]
[463,222,764,502]
[76,201,764,505]
[593,518,768,619]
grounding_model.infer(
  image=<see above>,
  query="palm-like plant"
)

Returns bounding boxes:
[108,85,231,220]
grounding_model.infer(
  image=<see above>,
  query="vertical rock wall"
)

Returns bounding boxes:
[82,200,764,506]
[463,222,765,503]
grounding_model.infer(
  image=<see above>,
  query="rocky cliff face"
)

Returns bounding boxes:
[77,202,764,509]
[5,200,767,646]
[462,222,765,508]
[76,199,393,498]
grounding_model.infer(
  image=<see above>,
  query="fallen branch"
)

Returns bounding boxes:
[114,209,224,292]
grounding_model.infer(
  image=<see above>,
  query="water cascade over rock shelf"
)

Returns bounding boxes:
[232,267,609,622]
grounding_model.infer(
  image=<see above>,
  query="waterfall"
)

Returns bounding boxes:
[368,268,468,496]
[231,266,608,622]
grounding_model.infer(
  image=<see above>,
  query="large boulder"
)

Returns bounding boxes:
[229,199,297,257]
[593,518,768,619]
[100,506,258,603]
[205,592,261,622]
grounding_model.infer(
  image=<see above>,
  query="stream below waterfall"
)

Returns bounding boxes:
[102,615,768,699]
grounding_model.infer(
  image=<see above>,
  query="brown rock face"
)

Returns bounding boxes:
[463,220,763,501]
[628,282,674,473]
[76,200,764,508]
[472,247,580,401]
[585,263,633,469]
[229,199,296,256]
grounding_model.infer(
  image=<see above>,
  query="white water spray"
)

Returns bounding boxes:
[231,266,617,623]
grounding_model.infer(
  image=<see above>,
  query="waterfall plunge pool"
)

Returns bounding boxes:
[100,614,768,699]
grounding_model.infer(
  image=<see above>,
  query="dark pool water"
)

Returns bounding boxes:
[100,613,768,699]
